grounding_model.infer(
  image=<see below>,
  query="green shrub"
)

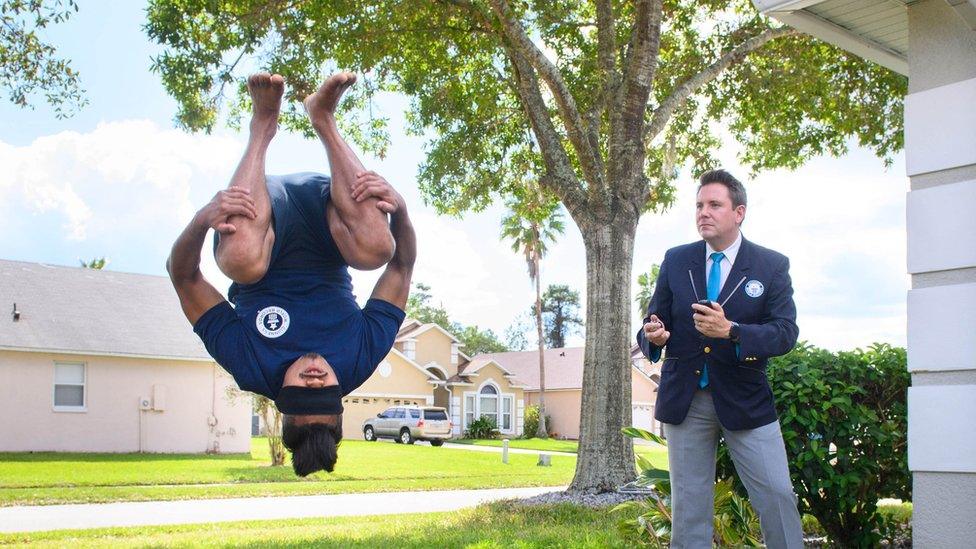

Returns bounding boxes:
[522,405,554,439]
[464,415,497,439]
[717,343,910,548]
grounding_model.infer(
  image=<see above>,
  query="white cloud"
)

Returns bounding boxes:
[0,120,242,247]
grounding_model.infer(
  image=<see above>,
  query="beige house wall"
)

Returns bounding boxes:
[0,350,250,453]
[524,367,660,440]
[632,371,658,404]
[411,330,455,377]
[352,353,434,396]
[342,351,435,439]
[525,389,582,439]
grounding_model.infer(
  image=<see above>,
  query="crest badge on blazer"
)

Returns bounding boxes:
[744,280,764,298]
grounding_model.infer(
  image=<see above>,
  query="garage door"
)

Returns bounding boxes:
[632,404,654,432]
[342,396,426,439]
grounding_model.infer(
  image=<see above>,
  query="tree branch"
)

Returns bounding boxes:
[645,26,798,141]
[488,0,605,192]
[618,0,662,124]
[504,43,588,214]
[595,0,617,106]
[435,0,587,213]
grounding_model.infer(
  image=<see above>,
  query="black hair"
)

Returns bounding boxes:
[697,169,747,208]
[281,414,343,476]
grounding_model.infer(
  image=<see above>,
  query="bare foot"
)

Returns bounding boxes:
[247,73,284,140]
[303,72,356,127]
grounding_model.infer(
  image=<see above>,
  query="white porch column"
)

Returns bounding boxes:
[905,2,976,545]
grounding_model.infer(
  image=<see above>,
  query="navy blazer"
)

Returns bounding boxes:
[636,237,799,430]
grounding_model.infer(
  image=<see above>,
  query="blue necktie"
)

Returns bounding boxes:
[700,252,725,389]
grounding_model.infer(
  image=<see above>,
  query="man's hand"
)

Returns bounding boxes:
[198,187,257,234]
[643,315,671,346]
[691,301,733,339]
[351,170,403,214]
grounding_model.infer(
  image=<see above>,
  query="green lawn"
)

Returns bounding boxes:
[450,437,668,457]
[2,501,630,548]
[450,438,581,453]
[0,438,579,507]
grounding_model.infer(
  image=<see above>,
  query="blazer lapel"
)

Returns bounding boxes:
[718,237,752,307]
[688,241,706,303]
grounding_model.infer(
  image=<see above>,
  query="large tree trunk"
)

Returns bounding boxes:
[569,217,637,492]
[534,255,548,439]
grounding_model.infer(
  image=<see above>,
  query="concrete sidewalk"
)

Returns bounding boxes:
[0,486,566,533]
[440,442,577,456]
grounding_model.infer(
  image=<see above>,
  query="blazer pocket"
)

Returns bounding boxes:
[735,363,767,383]
[661,357,679,373]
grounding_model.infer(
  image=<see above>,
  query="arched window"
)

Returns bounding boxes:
[479,384,499,427]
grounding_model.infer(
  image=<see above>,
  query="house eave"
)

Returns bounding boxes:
[753,0,909,75]
[0,345,213,363]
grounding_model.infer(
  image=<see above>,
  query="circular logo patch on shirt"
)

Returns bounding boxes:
[256,306,290,338]
[744,280,765,298]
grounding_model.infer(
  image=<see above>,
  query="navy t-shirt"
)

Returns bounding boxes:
[192,173,405,399]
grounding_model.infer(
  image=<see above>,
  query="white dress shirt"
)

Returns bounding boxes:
[705,231,743,293]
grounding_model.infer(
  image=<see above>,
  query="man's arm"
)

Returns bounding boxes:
[168,187,256,325]
[636,253,673,361]
[369,204,415,310]
[348,174,415,309]
[736,256,799,359]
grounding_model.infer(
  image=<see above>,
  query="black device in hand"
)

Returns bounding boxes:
[697,299,715,309]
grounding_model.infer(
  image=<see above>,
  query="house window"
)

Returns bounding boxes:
[501,395,513,431]
[403,340,416,359]
[464,394,475,427]
[479,385,499,428]
[54,362,86,411]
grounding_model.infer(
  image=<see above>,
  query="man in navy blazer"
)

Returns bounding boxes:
[637,169,803,548]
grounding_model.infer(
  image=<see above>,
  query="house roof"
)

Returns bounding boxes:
[476,346,661,391]
[396,318,423,338]
[458,356,516,377]
[395,322,461,343]
[475,347,588,391]
[0,259,212,361]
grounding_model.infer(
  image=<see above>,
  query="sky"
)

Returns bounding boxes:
[0,2,909,351]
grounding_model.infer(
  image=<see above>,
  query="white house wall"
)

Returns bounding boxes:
[906,179,976,273]
[904,2,976,546]
[904,77,976,176]
[907,385,976,473]
[907,283,976,372]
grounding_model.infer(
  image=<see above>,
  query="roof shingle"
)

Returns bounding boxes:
[0,259,212,361]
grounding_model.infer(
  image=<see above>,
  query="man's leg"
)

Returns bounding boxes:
[664,390,723,548]
[214,73,281,284]
[722,420,804,549]
[304,72,394,271]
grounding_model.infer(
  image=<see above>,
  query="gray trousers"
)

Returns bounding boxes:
[663,390,804,549]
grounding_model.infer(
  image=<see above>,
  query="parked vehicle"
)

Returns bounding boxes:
[362,406,452,446]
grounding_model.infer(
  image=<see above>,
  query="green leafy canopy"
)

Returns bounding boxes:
[144,0,904,219]
[1,0,86,117]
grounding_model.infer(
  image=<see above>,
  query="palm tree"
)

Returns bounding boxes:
[500,184,564,439]
[635,264,660,317]
[80,257,108,269]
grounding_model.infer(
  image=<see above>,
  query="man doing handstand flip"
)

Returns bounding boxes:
[167,72,415,476]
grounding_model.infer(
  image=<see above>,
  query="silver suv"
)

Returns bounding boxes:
[362,406,452,446]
